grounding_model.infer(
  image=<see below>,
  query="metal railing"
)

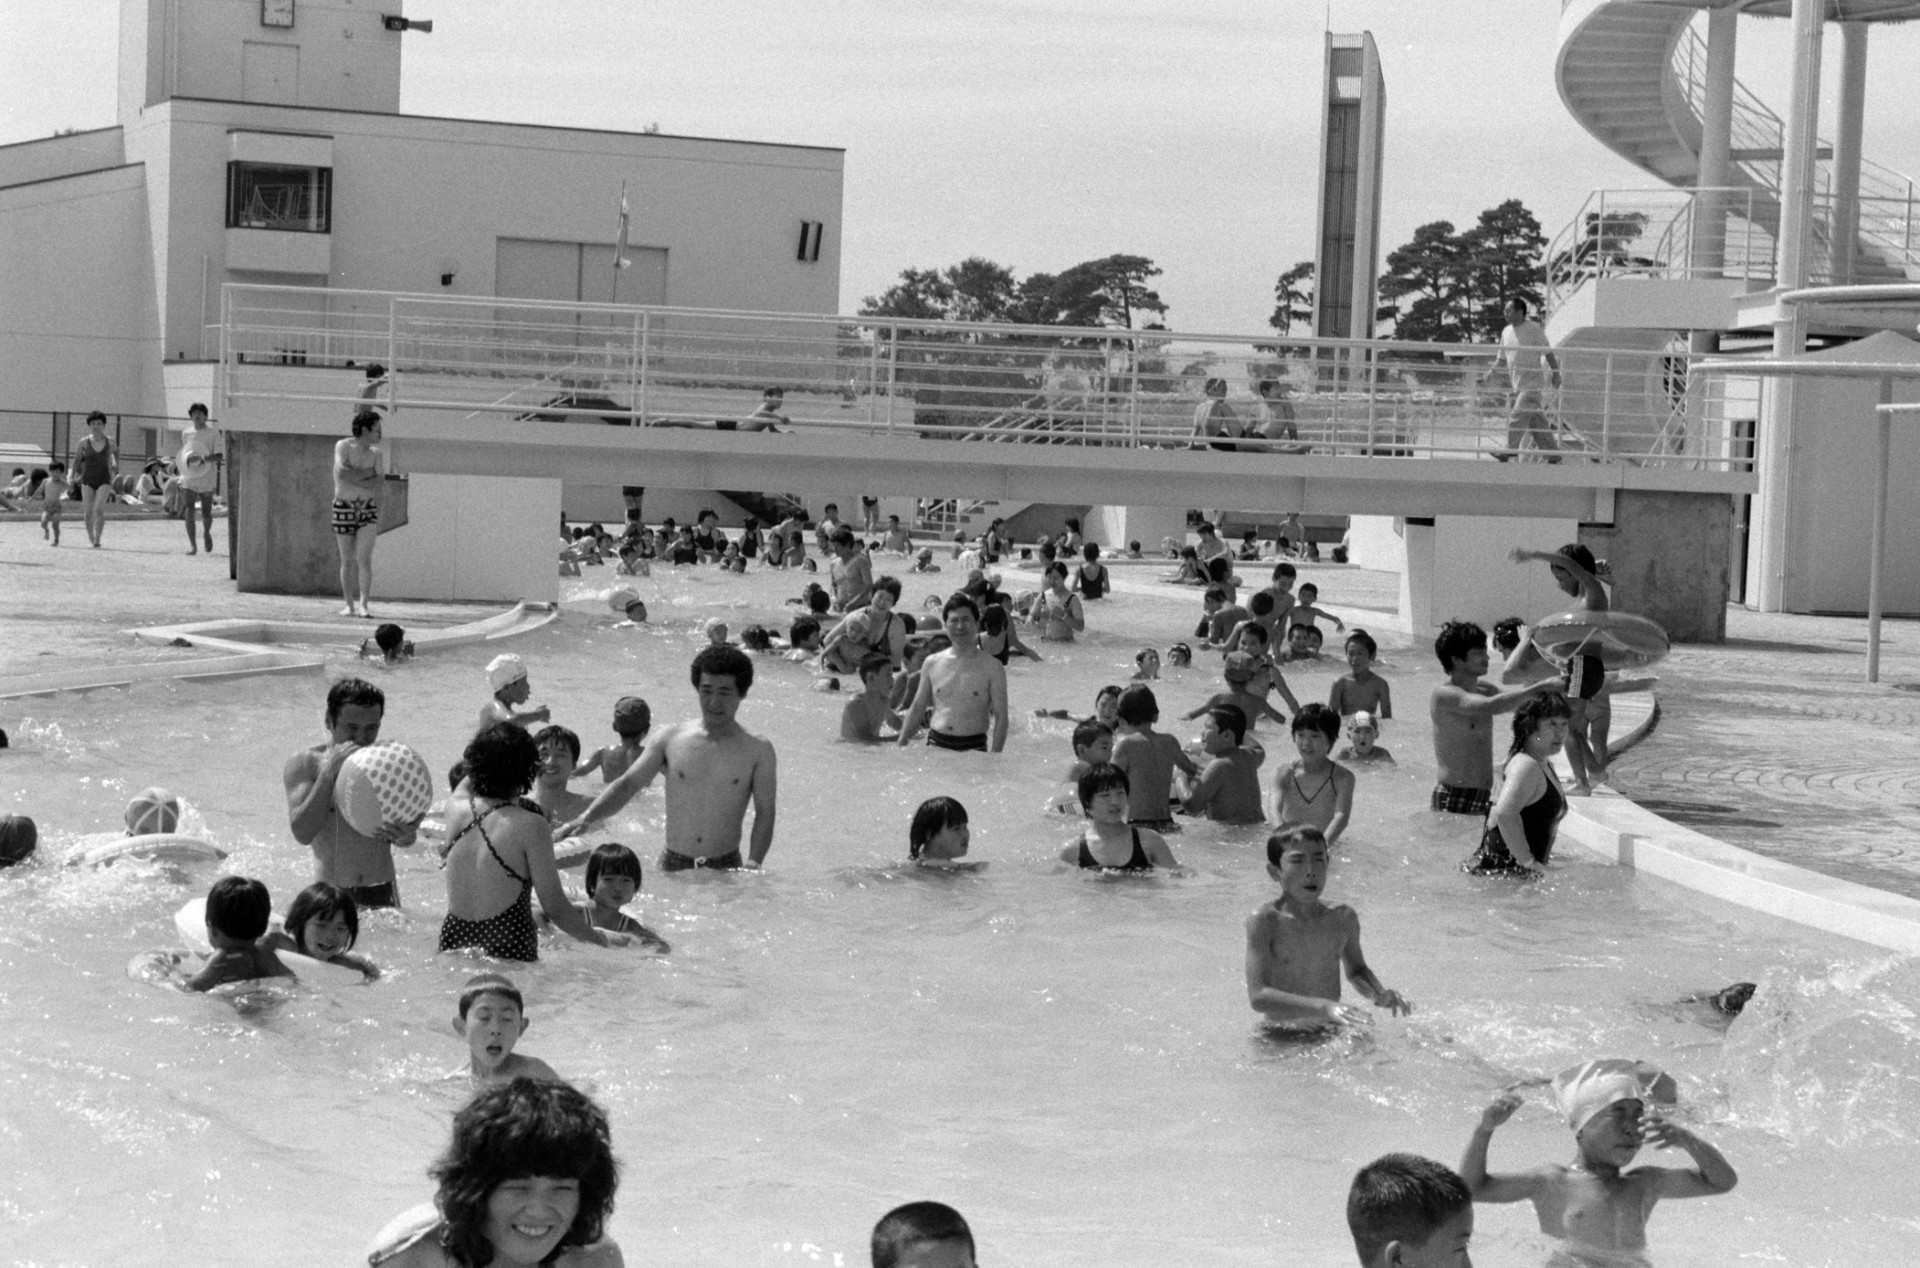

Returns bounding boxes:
[0,409,224,499]
[217,284,1751,471]
[1544,186,1768,311]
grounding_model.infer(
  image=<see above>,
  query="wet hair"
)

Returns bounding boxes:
[872,574,903,601]
[1115,683,1159,726]
[789,615,822,647]
[1071,718,1115,756]
[1076,761,1131,810]
[1557,542,1598,576]
[1266,823,1328,867]
[1291,702,1341,742]
[1134,647,1158,667]
[1248,590,1275,616]
[585,843,643,897]
[807,586,832,615]
[690,645,754,695]
[1434,620,1488,671]
[1166,642,1192,665]
[204,876,272,941]
[373,622,406,654]
[457,972,524,1019]
[533,723,581,763]
[830,526,857,549]
[1082,542,1100,562]
[350,409,381,437]
[283,882,359,954]
[463,723,540,801]
[979,604,1009,637]
[1490,616,1526,654]
[1297,582,1318,600]
[1045,560,1069,582]
[1346,628,1378,658]
[857,652,893,684]
[1207,556,1231,584]
[942,593,981,623]
[1207,703,1248,746]
[430,1078,620,1267]
[1203,585,1227,606]
[447,760,468,791]
[1237,622,1270,648]
[1346,1153,1472,1264]
[1094,683,1123,710]
[1290,624,1324,647]
[872,1201,975,1268]
[739,625,774,651]
[1271,562,1296,582]
[324,676,385,725]
[1509,691,1573,757]
[908,797,969,860]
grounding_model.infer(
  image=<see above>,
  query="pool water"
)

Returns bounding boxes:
[2,564,1916,1267]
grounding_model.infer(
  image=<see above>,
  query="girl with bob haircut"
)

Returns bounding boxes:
[367,1077,623,1267]
[264,880,379,978]
[1464,692,1574,878]
[908,796,971,863]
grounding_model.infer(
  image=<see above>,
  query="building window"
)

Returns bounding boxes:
[226,161,331,232]
[796,220,824,263]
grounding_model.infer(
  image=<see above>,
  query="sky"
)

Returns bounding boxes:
[7,1,1920,333]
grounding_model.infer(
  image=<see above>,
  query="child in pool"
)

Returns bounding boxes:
[359,622,415,663]
[1335,711,1394,765]
[1461,1060,1737,1267]
[871,1200,977,1268]
[842,653,902,743]
[478,655,551,735]
[366,1077,622,1268]
[264,881,380,978]
[787,616,825,661]
[979,602,1041,663]
[1066,717,1115,783]
[1512,543,1611,793]
[183,876,294,992]
[908,796,975,868]
[1132,647,1160,680]
[1244,825,1408,1030]
[1111,684,1199,830]
[576,697,650,784]
[1183,651,1294,732]
[1274,704,1355,844]
[911,546,940,573]
[890,634,950,713]
[1279,624,1325,663]
[578,843,669,951]
[530,725,593,825]
[1178,703,1267,825]
[1289,582,1346,632]
[453,973,560,1090]
[1032,682,1123,728]
[1060,763,1178,870]
[1329,629,1392,720]
[1165,641,1192,669]
[618,598,648,627]
[700,617,733,648]
[1346,1153,1475,1268]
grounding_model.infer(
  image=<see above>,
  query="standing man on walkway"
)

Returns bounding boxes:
[176,403,222,556]
[1491,298,1561,462]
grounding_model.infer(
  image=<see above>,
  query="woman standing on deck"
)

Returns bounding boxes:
[74,411,117,548]
[333,410,384,618]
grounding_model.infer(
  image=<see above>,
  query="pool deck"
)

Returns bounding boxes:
[4,520,1916,930]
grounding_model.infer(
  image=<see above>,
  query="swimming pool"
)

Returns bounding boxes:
[2,563,1915,1266]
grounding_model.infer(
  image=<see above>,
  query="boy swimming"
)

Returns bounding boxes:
[478,655,552,736]
[454,972,561,1088]
[576,696,650,784]
[842,652,903,743]
[182,876,294,992]
[871,1200,976,1268]
[1110,684,1198,830]
[1244,826,1408,1030]
[1329,629,1392,720]
[1178,703,1267,825]
[1346,1153,1475,1268]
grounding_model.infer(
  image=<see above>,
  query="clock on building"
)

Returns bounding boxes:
[261,0,295,27]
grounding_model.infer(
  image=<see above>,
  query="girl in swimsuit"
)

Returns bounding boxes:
[439,724,619,961]
[1465,693,1572,877]
[74,411,116,548]
[1273,704,1356,845]
[367,1079,624,1268]
[1073,542,1109,600]
[1028,561,1086,643]
[1060,763,1179,871]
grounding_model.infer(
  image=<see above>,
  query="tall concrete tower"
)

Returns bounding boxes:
[1311,31,1386,341]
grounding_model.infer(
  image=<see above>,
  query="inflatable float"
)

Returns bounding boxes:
[173,897,364,985]
[1529,610,1670,671]
[66,833,226,868]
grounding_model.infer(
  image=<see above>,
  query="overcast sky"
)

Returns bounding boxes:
[7,1,1920,331]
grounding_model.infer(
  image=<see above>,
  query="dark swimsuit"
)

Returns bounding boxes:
[1077,826,1154,872]
[1464,760,1565,876]
[927,728,989,752]
[1077,563,1108,599]
[76,436,113,490]
[437,801,541,961]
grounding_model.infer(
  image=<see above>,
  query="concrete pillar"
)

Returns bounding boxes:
[1691,4,1739,279]
[1582,491,1732,643]
[1833,22,1869,287]
[1094,505,1188,556]
[1752,0,1823,613]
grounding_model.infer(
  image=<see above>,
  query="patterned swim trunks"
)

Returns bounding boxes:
[332,498,379,535]
[1430,783,1492,816]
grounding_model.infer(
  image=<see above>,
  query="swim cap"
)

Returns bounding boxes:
[486,654,528,693]
[607,586,640,613]
[125,787,182,836]
[333,742,435,837]
[612,696,651,735]
[1552,1058,1676,1135]
[0,814,37,867]
[1349,710,1376,730]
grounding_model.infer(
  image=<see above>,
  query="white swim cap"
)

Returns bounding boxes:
[485,654,528,692]
[1349,711,1376,730]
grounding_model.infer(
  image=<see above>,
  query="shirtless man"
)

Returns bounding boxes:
[283,677,416,908]
[559,646,778,871]
[827,526,873,612]
[1244,825,1409,1031]
[896,594,1009,753]
[1428,620,1558,817]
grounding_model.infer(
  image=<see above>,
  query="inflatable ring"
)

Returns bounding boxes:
[66,833,226,868]
[1529,610,1670,671]
[173,898,364,985]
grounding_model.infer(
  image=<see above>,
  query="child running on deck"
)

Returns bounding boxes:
[183,876,294,992]
[1244,825,1409,1030]
[1060,763,1178,870]
[1461,1059,1737,1267]
[1346,1154,1475,1268]
[841,653,902,742]
[908,796,974,867]
[477,655,551,736]
[263,881,379,978]
[576,697,650,783]
[1178,703,1267,825]
[1109,685,1199,831]
[578,844,668,950]
[1274,704,1356,843]
[453,973,560,1089]
[871,1201,977,1268]
[39,460,67,545]
[1329,629,1392,720]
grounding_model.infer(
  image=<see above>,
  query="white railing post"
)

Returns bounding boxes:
[387,300,399,415]
[218,287,231,410]
[866,329,881,431]
[884,325,899,435]
[628,311,641,425]
[1127,344,1141,448]
[638,311,651,426]
[1364,346,1378,454]
[1601,350,1614,457]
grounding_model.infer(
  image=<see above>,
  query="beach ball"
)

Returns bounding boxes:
[125,787,181,836]
[0,814,36,867]
[607,586,640,613]
[334,742,435,837]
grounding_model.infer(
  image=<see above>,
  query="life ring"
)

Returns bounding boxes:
[1529,610,1670,671]
[66,832,226,868]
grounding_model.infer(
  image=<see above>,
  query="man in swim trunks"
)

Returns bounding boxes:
[559,646,778,871]
[827,526,873,612]
[1429,621,1559,816]
[896,593,1009,753]
[283,677,414,908]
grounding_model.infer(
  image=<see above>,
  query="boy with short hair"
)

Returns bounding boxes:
[871,1200,976,1268]
[1336,711,1393,764]
[882,515,912,554]
[1109,684,1199,830]
[1244,825,1409,1029]
[787,615,825,659]
[1279,623,1324,663]
[1274,703,1355,843]
[1065,716,1115,783]
[453,972,561,1088]
[1199,585,1251,646]
[529,724,593,824]
[1289,581,1346,631]
[39,460,68,545]
[1461,1059,1736,1265]
[1179,703,1267,824]
[183,876,294,992]
[1428,621,1557,816]
[1263,560,1300,628]
[1223,589,1283,654]
[1182,650,1294,731]
[577,696,651,783]
[476,654,551,736]
[1329,629,1392,720]
[1346,1153,1474,1268]
[841,653,902,743]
